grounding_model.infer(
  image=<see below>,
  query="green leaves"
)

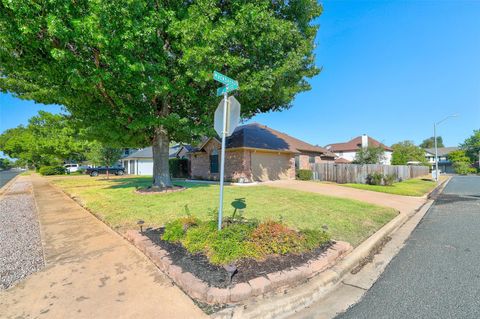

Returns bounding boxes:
[391,141,428,165]
[0,111,94,167]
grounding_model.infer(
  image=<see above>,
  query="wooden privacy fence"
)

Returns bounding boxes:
[310,163,429,184]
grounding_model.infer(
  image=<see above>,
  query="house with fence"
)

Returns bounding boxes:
[188,123,336,182]
[325,134,393,165]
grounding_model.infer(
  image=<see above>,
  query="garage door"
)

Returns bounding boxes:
[251,152,292,181]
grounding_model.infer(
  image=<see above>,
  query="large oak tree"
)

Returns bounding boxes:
[0,0,321,188]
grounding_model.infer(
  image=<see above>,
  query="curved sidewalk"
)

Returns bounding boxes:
[0,175,206,319]
[263,180,426,213]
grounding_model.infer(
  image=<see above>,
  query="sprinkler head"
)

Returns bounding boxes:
[137,220,145,233]
[224,264,237,284]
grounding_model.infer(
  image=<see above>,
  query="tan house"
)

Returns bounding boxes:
[189,123,336,182]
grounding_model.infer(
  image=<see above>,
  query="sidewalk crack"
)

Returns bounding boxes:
[341,281,367,291]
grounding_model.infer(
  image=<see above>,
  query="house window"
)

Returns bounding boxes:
[210,149,219,173]
[309,156,315,164]
[295,155,300,169]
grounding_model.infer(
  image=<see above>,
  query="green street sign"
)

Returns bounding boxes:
[213,71,238,88]
[216,85,237,96]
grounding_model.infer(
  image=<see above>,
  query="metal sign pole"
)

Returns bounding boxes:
[218,91,228,230]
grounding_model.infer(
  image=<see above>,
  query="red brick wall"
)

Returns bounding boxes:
[189,139,298,182]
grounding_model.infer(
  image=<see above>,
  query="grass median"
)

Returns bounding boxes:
[340,176,445,197]
[49,175,397,246]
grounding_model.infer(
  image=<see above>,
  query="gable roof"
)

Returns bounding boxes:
[124,144,192,159]
[424,147,459,157]
[194,123,336,157]
[326,136,393,152]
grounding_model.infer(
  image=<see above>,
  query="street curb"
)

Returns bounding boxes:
[0,173,21,198]
[427,176,451,199]
[212,201,437,318]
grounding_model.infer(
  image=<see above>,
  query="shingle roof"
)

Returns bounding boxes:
[124,144,192,159]
[326,136,393,152]
[194,123,336,157]
[334,157,351,164]
[424,147,459,157]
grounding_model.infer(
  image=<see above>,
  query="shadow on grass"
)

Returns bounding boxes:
[102,177,211,190]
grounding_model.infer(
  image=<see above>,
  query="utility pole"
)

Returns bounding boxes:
[433,114,458,182]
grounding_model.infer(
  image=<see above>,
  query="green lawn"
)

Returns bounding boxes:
[341,177,443,197]
[49,175,397,246]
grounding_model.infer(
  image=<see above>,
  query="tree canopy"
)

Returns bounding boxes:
[460,129,480,164]
[0,0,322,187]
[391,140,427,165]
[0,111,92,167]
[419,136,444,149]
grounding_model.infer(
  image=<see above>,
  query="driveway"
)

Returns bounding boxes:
[264,180,426,213]
[335,176,480,319]
[0,175,207,319]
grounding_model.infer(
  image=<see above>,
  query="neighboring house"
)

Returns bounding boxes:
[424,147,459,174]
[334,157,351,164]
[325,134,393,165]
[188,123,336,182]
[122,144,192,175]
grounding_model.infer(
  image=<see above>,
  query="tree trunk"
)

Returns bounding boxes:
[152,126,173,188]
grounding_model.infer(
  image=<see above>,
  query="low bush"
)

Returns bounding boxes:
[453,161,475,175]
[383,174,396,186]
[296,169,313,181]
[162,217,331,265]
[162,216,200,242]
[169,158,189,178]
[366,172,383,185]
[39,166,66,176]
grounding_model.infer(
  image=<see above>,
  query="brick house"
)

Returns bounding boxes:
[189,123,336,182]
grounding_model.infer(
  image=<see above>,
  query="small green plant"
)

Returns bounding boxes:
[383,174,396,186]
[162,216,199,242]
[296,169,313,181]
[366,172,383,185]
[39,166,66,175]
[162,217,331,265]
[453,161,474,175]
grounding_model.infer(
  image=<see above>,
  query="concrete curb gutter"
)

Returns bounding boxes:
[211,180,449,319]
[0,173,21,198]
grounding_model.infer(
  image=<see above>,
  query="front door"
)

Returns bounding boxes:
[129,160,135,174]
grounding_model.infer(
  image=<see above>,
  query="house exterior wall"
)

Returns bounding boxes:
[251,151,295,181]
[297,152,332,170]
[189,139,296,182]
[137,159,153,175]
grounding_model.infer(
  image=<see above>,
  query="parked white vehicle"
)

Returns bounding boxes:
[64,163,79,173]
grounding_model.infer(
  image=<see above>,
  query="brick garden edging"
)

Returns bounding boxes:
[124,230,352,305]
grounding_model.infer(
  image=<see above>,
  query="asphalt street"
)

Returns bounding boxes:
[336,176,480,319]
[0,170,20,189]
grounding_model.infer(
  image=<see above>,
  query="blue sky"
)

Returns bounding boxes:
[1,0,479,147]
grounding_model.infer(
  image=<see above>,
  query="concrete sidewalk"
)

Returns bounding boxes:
[0,175,207,319]
[263,180,426,213]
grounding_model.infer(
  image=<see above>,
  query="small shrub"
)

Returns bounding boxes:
[301,229,331,250]
[296,169,313,181]
[383,174,396,186]
[453,161,472,175]
[39,166,66,176]
[366,172,383,185]
[169,158,189,178]
[206,223,258,264]
[250,220,305,255]
[161,216,332,265]
[162,216,200,242]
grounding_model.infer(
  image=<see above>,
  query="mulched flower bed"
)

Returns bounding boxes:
[144,228,333,289]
